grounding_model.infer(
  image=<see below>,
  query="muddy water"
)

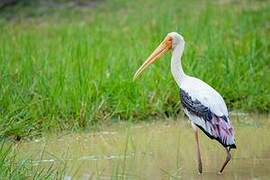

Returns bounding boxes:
[17,114,270,179]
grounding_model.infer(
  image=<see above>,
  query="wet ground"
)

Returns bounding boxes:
[17,114,270,179]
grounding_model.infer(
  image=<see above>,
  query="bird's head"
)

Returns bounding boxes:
[133,32,185,80]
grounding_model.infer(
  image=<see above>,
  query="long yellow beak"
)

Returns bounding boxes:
[133,36,172,80]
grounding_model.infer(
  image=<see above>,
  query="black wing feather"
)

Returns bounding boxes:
[180,89,212,121]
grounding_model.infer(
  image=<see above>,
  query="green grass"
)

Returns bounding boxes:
[0,140,64,179]
[0,0,269,138]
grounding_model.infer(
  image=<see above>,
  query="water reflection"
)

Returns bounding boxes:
[17,114,270,179]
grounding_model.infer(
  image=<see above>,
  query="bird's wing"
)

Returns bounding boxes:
[180,76,236,149]
[180,76,228,117]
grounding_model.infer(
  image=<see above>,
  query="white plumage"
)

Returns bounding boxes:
[169,32,235,148]
[134,32,236,174]
[180,76,229,117]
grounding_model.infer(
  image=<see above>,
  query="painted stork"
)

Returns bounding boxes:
[133,32,236,174]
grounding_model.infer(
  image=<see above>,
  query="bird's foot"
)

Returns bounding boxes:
[218,171,223,175]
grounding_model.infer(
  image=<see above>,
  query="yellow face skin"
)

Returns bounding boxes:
[133,36,173,80]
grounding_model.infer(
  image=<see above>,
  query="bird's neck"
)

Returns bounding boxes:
[171,43,186,87]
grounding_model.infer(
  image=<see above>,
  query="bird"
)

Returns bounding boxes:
[133,32,236,174]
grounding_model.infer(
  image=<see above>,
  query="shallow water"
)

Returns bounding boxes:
[17,114,270,179]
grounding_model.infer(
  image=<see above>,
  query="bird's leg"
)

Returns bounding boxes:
[192,123,202,174]
[218,147,231,174]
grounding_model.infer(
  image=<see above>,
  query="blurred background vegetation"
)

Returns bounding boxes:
[0,0,269,140]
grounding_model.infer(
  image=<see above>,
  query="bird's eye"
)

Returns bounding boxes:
[166,37,172,42]
[167,38,173,46]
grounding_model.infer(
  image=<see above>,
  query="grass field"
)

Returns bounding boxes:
[0,140,63,179]
[0,0,269,140]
